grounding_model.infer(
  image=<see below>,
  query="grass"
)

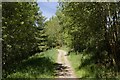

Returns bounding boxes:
[6,48,58,78]
[67,51,120,79]
[58,46,120,79]
[67,52,86,78]
[60,45,70,52]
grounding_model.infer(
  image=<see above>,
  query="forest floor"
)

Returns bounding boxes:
[55,49,77,78]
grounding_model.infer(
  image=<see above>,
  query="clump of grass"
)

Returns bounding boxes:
[6,48,58,78]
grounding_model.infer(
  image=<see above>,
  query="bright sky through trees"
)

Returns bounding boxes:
[37,2,58,20]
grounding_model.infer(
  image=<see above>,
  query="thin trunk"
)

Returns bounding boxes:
[106,3,118,72]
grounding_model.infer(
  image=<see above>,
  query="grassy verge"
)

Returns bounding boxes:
[67,52,85,78]
[6,48,58,78]
[68,52,97,78]
[68,52,120,79]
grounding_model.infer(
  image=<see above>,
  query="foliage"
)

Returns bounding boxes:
[2,2,120,79]
[44,16,63,48]
[2,2,47,78]
[56,2,120,78]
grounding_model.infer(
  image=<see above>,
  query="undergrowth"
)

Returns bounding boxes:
[5,48,57,78]
[67,51,120,79]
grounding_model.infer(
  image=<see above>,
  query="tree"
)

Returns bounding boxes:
[45,16,63,48]
[57,2,120,77]
[2,2,47,78]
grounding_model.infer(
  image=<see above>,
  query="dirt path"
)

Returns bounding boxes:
[55,49,77,78]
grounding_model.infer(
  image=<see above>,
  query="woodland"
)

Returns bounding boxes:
[2,2,120,79]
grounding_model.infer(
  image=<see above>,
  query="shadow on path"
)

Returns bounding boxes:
[54,63,71,77]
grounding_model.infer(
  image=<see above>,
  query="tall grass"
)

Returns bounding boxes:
[6,48,58,78]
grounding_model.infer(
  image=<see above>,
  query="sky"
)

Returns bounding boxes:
[37,2,58,20]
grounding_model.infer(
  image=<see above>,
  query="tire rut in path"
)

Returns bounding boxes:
[55,49,77,78]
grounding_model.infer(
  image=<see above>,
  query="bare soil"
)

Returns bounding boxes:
[55,49,77,78]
